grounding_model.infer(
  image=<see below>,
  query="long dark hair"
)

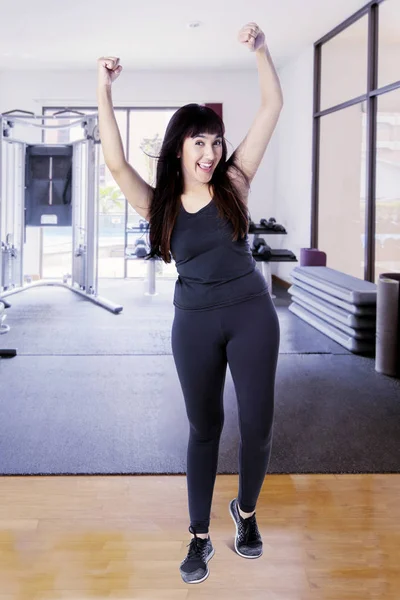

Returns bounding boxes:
[146,103,251,263]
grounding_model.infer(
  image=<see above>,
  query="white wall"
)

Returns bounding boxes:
[272,45,314,283]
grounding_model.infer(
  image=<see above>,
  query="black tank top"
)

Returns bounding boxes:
[170,199,268,310]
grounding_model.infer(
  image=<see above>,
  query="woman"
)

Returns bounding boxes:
[97,21,283,585]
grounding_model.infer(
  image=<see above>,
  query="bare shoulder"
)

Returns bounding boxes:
[226,165,250,204]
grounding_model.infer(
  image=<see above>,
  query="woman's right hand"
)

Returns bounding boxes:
[97,56,123,88]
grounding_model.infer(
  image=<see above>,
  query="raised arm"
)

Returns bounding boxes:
[97,57,153,221]
[229,24,283,190]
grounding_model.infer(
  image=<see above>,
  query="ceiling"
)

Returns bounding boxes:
[0,0,381,71]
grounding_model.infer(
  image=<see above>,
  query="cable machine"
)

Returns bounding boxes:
[0,109,122,314]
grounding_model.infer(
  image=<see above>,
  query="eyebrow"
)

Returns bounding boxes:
[194,134,222,139]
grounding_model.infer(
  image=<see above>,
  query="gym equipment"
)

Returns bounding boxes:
[125,248,159,295]
[0,348,16,358]
[290,267,377,304]
[252,236,267,253]
[0,109,122,314]
[0,300,17,358]
[125,224,158,296]
[249,222,297,297]
[139,219,149,232]
[25,144,73,226]
[300,248,327,266]
[259,217,286,233]
[290,286,376,330]
[375,273,400,378]
[129,239,149,258]
[1,237,20,288]
[249,218,287,234]
[289,280,376,317]
[0,300,9,334]
[135,241,148,258]
[288,266,377,354]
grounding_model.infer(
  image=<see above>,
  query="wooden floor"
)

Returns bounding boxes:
[0,474,398,599]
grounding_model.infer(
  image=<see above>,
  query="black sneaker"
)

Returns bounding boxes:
[179,525,215,584]
[229,498,263,558]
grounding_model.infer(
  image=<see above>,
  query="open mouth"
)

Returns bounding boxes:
[197,163,213,172]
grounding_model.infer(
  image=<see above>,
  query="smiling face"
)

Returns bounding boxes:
[178,132,223,194]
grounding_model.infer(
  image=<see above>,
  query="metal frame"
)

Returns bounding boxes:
[311,0,400,282]
[0,110,122,313]
[0,119,25,292]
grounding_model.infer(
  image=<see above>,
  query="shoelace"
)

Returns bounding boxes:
[185,536,208,561]
[239,513,260,546]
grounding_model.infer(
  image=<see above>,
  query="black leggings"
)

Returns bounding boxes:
[171,292,280,534]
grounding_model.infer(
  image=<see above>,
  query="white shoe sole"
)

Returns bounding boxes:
[229,499,263,559]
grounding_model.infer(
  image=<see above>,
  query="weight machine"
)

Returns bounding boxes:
[0,109,122,314]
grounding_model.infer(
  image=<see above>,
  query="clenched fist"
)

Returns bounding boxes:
[97,56,123,87]
[237,23,266,52]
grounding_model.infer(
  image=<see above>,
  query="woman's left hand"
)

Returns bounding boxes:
[237,22,266,52]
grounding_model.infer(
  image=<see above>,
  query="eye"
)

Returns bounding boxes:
[195,140,222,145]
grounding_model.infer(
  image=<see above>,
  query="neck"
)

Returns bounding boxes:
[182,184,214,199]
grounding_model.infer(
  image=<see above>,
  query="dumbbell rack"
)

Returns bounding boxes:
[248,223,297,298]
[123,220,297,299]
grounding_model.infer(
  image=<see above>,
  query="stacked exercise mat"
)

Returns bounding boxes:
[288,266,377,354]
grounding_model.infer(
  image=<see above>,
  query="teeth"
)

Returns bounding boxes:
[199,163,212,168]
